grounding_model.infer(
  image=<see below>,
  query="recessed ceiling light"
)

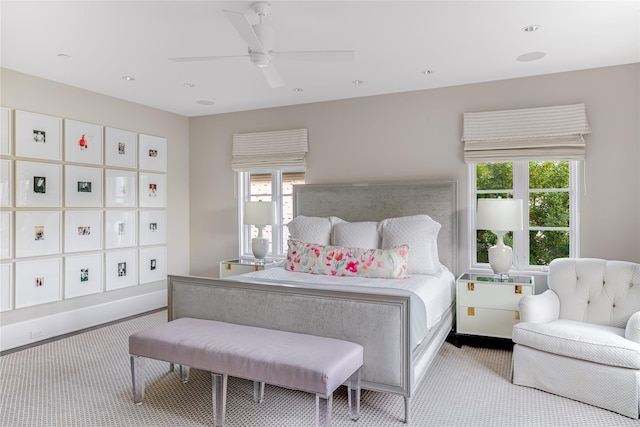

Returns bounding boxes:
[57,53,70,58]
[196,100,215,106]
[522,24,540,32]
[423,70,434,75]
[122,76,135,81]
[183,83,195,88]
[352,80,364,85]
[293,88,304,92]
[517,51,546,62]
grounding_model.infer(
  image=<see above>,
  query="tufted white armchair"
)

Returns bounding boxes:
[512,258,640,418]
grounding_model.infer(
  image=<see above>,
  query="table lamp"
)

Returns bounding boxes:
[476,198,523,278]
[243,201,275,261]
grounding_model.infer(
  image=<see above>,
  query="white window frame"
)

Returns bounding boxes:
[468,160,580,274]
[238,168,302,260]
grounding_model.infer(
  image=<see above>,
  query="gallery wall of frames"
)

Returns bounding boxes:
[0,107,167,312]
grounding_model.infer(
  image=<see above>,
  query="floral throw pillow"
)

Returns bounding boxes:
[285,240,409,279]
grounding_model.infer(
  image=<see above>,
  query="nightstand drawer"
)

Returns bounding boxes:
[457,281,533,310]
[457,307,521,339]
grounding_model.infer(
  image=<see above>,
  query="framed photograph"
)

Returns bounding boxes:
[138,134,167,172]
[15,211,61,257]
[105,210,136,249]
[64,165,103,207]
[15,161,62,207]
[15,110,62,160]
[105,169,137,207]
[0,211,12,259]
[105,249,138,291]
[15,258,62,309]
[139,172,166,208]
[1,107,11,155]
[64,119,103,164]
[1,159,11,207]
[139,246,167,285]
[64,211,102,253]
[105,127,137,168]
[0,263,12,311]
[139,210,167,246]
[64,254,103,299]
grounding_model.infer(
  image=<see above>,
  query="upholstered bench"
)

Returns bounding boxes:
[128,317,364,426]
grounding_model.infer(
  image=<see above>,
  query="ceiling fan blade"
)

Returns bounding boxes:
[272,50,355,62]
[261,65,285,88]
[168,55,247,63]
[223,9,264,53]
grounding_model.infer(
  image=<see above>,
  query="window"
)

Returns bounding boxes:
[470,160,579,272]
[238,169,305,258]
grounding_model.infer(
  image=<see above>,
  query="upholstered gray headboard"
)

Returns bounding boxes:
[293,181,458,275]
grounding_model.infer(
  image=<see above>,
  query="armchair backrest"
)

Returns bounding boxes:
[548,258,640,327]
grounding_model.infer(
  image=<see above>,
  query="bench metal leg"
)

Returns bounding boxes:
[212,373,228,427]
[179,365,190,383]
[315,393,333,427]
[347,369,361,421]
[253,381,265,403]
[404,396,411,424]
[130,356,145,405]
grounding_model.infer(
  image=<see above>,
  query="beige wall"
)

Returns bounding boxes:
[189,63,640,279]
[0,68,190,328]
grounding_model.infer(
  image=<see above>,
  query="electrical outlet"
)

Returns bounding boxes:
[30,329,44,339]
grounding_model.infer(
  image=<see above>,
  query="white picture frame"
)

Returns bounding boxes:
[105,210,137,249]
[64,119,103,165]
[64,211,102,253]
[1,107,11,155]
[0,263,12,311]
[15,161,62,207]
[139,172,166,208]
[15,110,62,160]
[1,159,11,207]
[64,254,103,299]
[138,134,167,172]
[139,210,167,246]
[0,211,12,259]
[65,165,103,208]
[15,211,61,257]
[105,169,137,207]
[139,246,167,285]
[15,258,62,309]
[105,127,137,168]
[105,249,138,291]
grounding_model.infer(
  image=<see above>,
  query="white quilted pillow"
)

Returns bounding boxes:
[378,214,442,275]
[331,221,380,249]
[287,216,343,245]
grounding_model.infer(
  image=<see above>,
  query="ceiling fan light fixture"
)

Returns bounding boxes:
[250,51,271,68]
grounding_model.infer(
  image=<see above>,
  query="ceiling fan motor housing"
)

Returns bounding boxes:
[252,23,275,52]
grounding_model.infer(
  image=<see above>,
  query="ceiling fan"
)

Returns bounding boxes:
[168,2,355,88]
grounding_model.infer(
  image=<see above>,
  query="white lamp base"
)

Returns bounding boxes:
[488,231,513,278]
[251,237,269,261]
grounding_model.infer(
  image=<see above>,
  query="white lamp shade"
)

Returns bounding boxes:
[243,201,275,226]
[476,198,523,232]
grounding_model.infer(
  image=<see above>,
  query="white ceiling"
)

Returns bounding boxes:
[2,1,639,117]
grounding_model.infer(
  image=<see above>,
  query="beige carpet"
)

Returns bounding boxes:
[1,310,637,426]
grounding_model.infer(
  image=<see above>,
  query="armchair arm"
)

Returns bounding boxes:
[518,289,560,323]
[625,311,640,344]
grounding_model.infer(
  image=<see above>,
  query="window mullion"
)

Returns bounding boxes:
[273,170,283,256]
[512,161,529,270]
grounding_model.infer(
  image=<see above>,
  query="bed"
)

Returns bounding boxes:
[168,180,458,423]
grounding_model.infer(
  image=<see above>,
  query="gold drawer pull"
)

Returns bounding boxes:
[467,282,474,291]
[226,264,231,270]
[515,311,520,320]
[468,307,475,316]
[515,285,522,294]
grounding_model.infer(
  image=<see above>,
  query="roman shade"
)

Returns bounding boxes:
[462,104,590,162]
[231,128,308,171]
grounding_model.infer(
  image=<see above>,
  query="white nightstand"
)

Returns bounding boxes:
[219,258,281,278]
[455,273,534,342]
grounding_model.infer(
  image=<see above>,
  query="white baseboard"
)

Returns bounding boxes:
[0,290,167,352]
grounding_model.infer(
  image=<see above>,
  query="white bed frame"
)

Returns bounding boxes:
[168,180,458,423]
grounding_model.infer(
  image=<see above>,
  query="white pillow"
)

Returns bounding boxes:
[331,221,380,249]
[287,216,343,245]
[378,214,442,275]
